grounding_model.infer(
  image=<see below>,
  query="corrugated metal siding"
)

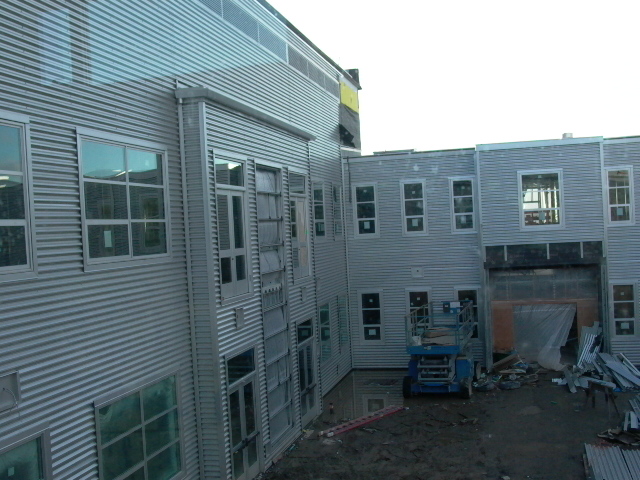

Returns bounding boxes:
[345,151,482,369]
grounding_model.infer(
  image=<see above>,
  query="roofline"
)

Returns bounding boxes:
[348,147,476,162]
[477,136,603,151]
[256,0,361,90]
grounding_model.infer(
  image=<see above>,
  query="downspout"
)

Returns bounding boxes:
[177,96,206,477]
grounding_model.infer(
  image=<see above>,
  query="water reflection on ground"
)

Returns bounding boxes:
[319,369,406,423]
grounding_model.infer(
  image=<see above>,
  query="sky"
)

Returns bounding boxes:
[267,0,640,155]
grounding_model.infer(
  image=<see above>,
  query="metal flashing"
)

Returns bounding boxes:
[477,136,603,151]
[349,147,475,163]
[604,136,640,144]
[175,87,316,141]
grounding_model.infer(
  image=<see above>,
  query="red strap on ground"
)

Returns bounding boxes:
[319,405,405,437]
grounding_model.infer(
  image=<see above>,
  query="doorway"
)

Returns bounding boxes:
[229,378,260,480]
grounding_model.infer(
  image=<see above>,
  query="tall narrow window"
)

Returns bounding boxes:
[333,185,343,237]
[313,182,325,237]
[607,168,633,223]
[39,8,73,85]
[216,156,249,299]
[80,131,168,263]
[361,292,382,341]
[451,178,475,231]
[96,376,182,480]
[401,181,426,234]
[0,434,50,480]
[290,173,309,278]
[613,284,635,336]
[0,113,31,271]
[457,289,479,338]
[353,184,377,236]
[319,304,331,361]
[519,171,562,227]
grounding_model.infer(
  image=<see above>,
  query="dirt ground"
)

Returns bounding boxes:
[264,371,633,480]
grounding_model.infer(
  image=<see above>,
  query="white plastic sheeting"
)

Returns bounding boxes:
[513,303,576,371]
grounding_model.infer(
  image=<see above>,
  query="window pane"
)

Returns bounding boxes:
[313,187,323,201]
[122,468,145,480]
[143,376,177,420]
[522,173,559,190]
[409,292,428,308]
[0,226,27,267]
[609,170,629,188]
[215,159,243,187]
[131,222,167,256]
[227,349,255,383]
[362,309,381,324]
[83,141,125,181]
[88,224,129,258]
[145,410,179,455]
[129,150,163,185]
[130,186,165,219]
[232,195,244,249]
[358,219,375,234]
[403,183,422,200]
[357,203,375,219]
[610,187,630,205]
[218,194,231,251]
[613,285,634,301]
[146,443,181,480]
[364,327,381,340]
[315,222,325,236]
[455,215,474,229]
[232,449,244,479]
[235,254,246,281]
[453,197,473,213]
[404,200,423,216]
[0,175,24,220]
[406,217,423,232]
[355,186,374,202]
[616,320,635,336]
[314,205,324,219]
[221,257,232,284]
[84,182,128,219]
[102,429,144,480]
[453,180,472,196]
[0,438,44,480]
[298,320,313,342]
[0,125,22,172]
[99,392,142,444]
[244,382,256,434]
[457,290,477,305]
[362,293,380,308]
[614,302,634,319]
[229,390,242,446]
[611,206,630,222]
[288,173,304,194]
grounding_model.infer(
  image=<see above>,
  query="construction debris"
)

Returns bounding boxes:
[584,443,640,479]
[318,405,405,438]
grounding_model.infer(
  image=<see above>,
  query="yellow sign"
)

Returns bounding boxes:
[340,82,359,113]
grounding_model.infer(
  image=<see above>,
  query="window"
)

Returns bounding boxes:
[0,431,51,480]
[456,289,479,338]
[39,7,73,85]
[313,182,325,237]
[519,171,562,227]
[400,180,427,235]
[451,178,475,232]
[360,292,382,341]
[96,376,182,480]
[319,304,331,361]
[612,284,635,336]
[353,184,377,236]
[79,130,168,263]
[215,155,249,299]
[607,168,633,223]
[289,173,309,278]
[0,112,32,273]
[333,185,343,237]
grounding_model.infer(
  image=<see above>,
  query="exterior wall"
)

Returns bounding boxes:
[345,150,483,369]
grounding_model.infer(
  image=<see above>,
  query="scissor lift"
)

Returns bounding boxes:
[403,301,475,399]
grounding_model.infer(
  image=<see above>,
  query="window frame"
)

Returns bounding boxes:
[77,127,171,269]
[352,183,379,238]
[400,179,428,236]
[517,169,564,230]
[359,290,384,344]
[0,110,37,278]
[0,425,53,480]
[605,166,634,226]
[449,177,476,234]
[213,150,251,301]
[405,287,431,316]
[610,282,638,338]
[312,181,326,239]
[289,171,310,280]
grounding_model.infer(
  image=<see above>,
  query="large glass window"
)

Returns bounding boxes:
[290,173,309,279]
[313,182,325,237]
[215,156,249,299]
[0,436,47,480]
[353,184,377,236]
[520,171,562,226]
[607,168,633,223]
[81,135,167,262]
[361,292,382,341]
[0,116,30,271]
[96,376,182,480]
[613,284,635,336]
[319,304,331,362]
[451,179,475,231]
[401,181,426,234]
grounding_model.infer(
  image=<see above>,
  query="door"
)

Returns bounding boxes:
[229,379,260,480]
[298,341,317,426]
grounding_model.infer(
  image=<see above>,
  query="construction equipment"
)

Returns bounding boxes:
[403,301,475,399]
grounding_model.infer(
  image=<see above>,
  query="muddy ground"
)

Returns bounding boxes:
[264,371,633,480]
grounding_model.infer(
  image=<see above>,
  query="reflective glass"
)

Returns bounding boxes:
[232,449,244,479]
[454,197,473,213]
[0,226,27,267]
[409,292,428,308]
[244,382,256,434]
[616,320,635,336]
[404,200,423,216]
[132,222,166,256]
[229,390,242,446]
[0,125,22,172]
[362,293,380,308]
[221,257,232,283]
[122,468,146,480]
[145,410,179,455]
[313,187,323,201]
[235,255,246,281]
[455,215,473,229]
[129,150,162,185]
[0,175,24,219]
[88,225,129,258]
[406,217,423,232]
[314,205,324,219]
[232,195,244,248]
[364,327,381,340]
[357,203,375,219]
[613,285,633,302]
[609,170,629,188]
[83,141,125,181]
[355,186,374,202]
[522,173,559,191]
[614,302,634,319]
[84,182,127,219]
[143,376,177,420]
[102,429,144,480]
[611,206,630,222]
[0,437,43,480]
[99,392,142,444]
[130,186,164,219]
[146,443,181,480]
[453,180,472,196]
[297,320,313,342]
[362,309,381,324]
[403,183,422,199]
[215,159,243,186]
[227,349,255,383]
[610,187,630,205]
